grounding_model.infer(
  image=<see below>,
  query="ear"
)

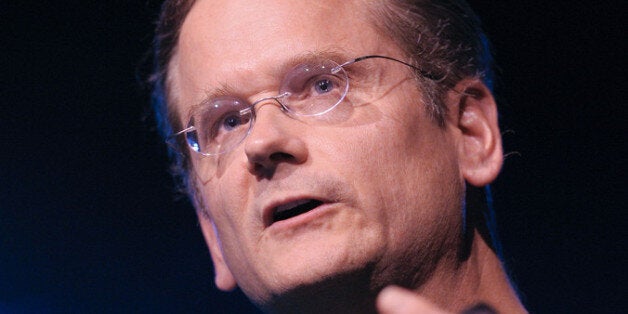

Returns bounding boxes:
[198,214,238,291]
[451,78,503,187]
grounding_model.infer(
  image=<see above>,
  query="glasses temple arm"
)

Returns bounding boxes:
[335,55,444,82]
[170,126,196,138]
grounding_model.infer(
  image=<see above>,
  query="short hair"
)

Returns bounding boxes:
[368,0,494,125]
[149,0,494,196]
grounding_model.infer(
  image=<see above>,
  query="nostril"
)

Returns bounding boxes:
[252,161,276,178]
[269,152,294,163]
[250,152,298,178]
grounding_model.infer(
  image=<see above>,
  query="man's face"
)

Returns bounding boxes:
[170,0,467,305]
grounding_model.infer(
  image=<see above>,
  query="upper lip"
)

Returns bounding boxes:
[255,176,347,227]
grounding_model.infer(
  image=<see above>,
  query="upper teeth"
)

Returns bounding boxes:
[275,199,310,213]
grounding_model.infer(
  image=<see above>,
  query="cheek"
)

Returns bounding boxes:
[196,163,254,235]
[199,178,262,275]
[321,105,463,218]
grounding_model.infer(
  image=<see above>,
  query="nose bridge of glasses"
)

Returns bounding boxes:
[249,91,291,114]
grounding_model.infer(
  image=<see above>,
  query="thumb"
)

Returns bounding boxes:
[377,286,450,314]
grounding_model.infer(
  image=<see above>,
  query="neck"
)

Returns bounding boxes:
[263,230,527,314]
[263,264,380,314]
[416,230,527,313]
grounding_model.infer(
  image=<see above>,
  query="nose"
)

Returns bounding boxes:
[244,100,308,177]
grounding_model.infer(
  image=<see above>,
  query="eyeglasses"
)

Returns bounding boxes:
[172,55,438,156]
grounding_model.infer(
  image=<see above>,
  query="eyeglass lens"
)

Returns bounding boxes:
[185,59,349,156]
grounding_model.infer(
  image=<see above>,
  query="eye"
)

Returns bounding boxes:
[222,114,243,131]
[213,111,250,136]
[314,78,334,94]
[278,60,347,115]
[196,97,251,142]
[281,61,343,96]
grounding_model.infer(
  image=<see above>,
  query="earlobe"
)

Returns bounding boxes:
[453,79,503,187]
[198,215,238,291]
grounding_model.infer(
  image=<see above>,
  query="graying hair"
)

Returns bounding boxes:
[367,0,494,126]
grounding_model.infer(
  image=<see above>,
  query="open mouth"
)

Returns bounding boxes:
[272,199,324,223]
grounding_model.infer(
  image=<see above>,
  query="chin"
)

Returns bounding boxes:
[243,236,384,313]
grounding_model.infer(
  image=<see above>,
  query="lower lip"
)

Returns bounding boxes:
[267,202,336,232]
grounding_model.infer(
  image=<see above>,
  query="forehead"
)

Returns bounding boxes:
[179,0,377,60]
[170,0,398,108]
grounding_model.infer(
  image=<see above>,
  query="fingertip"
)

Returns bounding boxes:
[376,286,449,314]
[376,286,419,313]
[376,286,401,314]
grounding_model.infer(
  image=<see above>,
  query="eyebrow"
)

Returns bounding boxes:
[188,49,353,116]
[283,49,350,72]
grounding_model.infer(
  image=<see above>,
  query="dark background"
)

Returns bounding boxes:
[1,1,625,313]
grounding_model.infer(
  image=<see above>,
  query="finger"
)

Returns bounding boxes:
[376,285,450,314]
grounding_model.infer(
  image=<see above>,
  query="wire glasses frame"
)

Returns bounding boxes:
[170,55,440,156]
